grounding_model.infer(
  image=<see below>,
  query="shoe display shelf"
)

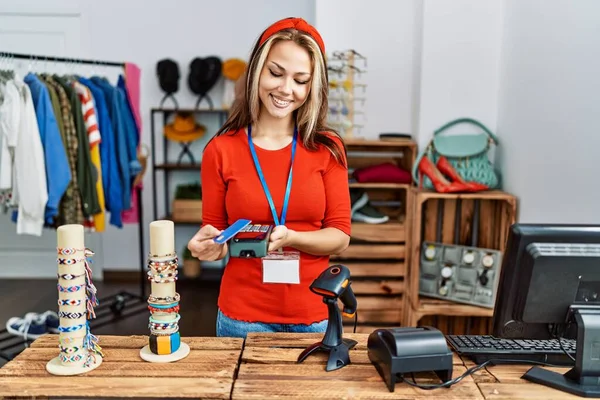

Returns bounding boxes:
[405,189,518,335]
[332,138,417,334]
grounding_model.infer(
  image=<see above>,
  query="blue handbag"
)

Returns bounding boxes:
[412,118,501,189]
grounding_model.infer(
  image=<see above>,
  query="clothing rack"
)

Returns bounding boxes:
[0,51,124,67]
[0,51,147,360]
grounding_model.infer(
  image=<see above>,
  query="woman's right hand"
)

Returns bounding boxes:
[187,224,226,261]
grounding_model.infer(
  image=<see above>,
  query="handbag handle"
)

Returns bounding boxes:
[434,118,499,145]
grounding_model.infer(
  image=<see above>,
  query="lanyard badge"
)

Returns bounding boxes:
[247,124,300,284]
[247,124,298,226]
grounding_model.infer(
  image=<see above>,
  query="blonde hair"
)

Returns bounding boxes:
[215,28,346,165]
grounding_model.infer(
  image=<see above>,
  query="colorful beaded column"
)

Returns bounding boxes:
[46,224,103,375]
[140,220,190,362]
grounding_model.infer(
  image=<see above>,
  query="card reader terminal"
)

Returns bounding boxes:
[229,224,274,258]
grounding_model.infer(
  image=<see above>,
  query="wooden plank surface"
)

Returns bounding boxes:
[463,363,580,400]
[0,335,243,399]
[243,333,464,365]
[349,183,410,190]
[29,334,243,350]
[0,376,232,399]
[477,382,583,400]
[233,333,481,400]
[416,190,517,202]
[332,244,405,260]
[351,280,405,295]
[417,298,494,317]
[338,261,406,278]
[0,333,580,399]
[345,138,416,148]
[351,222,406,242]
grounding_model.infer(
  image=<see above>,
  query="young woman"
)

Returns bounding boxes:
[187,17,351,338]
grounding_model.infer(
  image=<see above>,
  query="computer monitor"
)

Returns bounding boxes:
[491,223,600,397]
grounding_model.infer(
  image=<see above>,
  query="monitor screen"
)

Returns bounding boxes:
[516,242,600,324]
[492,224,600,340]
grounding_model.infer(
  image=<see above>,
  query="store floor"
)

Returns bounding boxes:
[0,274,221,365]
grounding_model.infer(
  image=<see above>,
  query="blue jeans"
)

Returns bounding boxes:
[216,309,328,338]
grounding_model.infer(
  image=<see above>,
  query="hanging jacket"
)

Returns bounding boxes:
[73,81,106,232]
[24,73,71,225]
[117,76,141,179]
[124,63,142,134]
[54,75,100,218]
[117,73,142,225]
[13,79,48,235]
[91,77,131,212]
[0,80,20,212]
[43,75,84,225]
[43,81,66,148]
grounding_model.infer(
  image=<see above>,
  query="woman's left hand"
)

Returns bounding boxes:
[268,225,295,252]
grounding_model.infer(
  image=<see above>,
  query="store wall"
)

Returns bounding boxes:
[495,0,600,223]
[315,0,416,140]
[0,0,316,276]
[413,0,504,150]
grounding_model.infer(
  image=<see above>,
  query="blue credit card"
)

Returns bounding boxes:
[213,219,252,244]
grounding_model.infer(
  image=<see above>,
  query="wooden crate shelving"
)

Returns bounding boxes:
[406,189,517,335]
[333,138,416,332]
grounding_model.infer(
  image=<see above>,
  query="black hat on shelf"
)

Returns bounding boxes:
[156,58,180,94]
[188,56,222,109]
[156,58,180,108]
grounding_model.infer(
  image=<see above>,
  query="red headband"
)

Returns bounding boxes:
[259,17,325,54]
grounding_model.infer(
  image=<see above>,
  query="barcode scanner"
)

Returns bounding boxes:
[310,265,358,318]
[297,264,359,371]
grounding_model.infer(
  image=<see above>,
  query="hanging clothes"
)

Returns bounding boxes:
[73,81,106,232]
[91,77,132,213]
[116,74,142,224]
[117,76,140,176]
[0,76,49,236]
[78,76,123,228]
[120,65,143,225]
[24,73,71,226]
[42,74,85,226]
[1,59,141,236]
[0,77,20,213]
[124,63,142,133]
[44,79,66,148]
[54,75,100,219]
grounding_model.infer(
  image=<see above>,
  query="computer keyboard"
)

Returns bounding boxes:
[446,334,576,366]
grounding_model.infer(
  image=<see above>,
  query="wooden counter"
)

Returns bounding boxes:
[0,333,579,399]
[0,335,243,399]
[232,332,481,399]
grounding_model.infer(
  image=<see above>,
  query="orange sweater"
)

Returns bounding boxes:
[201,128,351,324]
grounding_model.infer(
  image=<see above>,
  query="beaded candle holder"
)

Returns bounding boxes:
[140,220,190,362]
[46,224,103,375]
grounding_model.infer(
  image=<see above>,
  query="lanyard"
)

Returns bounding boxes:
[247,124,298,226]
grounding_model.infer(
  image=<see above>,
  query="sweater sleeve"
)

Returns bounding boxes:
[321,136,351,236]
[201,139,228,230]
[16,84,48,236]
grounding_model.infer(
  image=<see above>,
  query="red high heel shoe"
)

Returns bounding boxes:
[436,157,489,192]
[418,157,473,193]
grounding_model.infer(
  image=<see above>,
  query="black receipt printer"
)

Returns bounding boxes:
[367,326,453,392]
